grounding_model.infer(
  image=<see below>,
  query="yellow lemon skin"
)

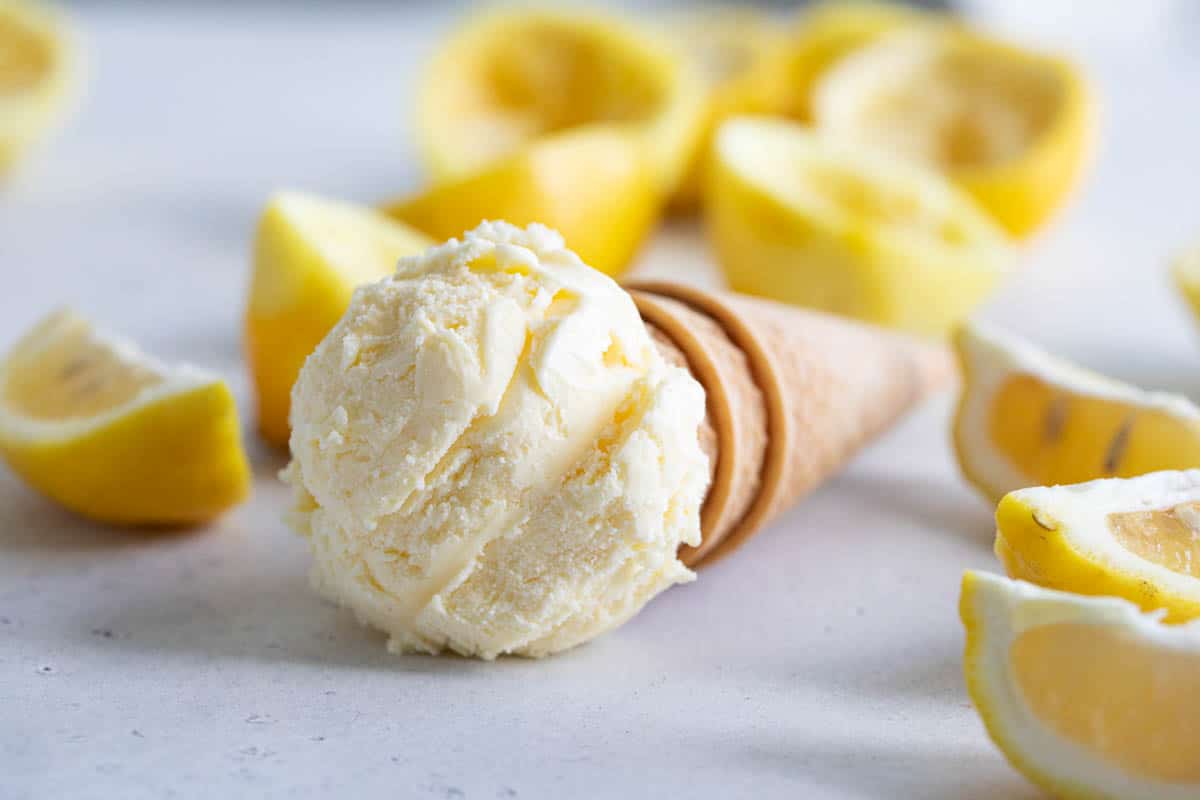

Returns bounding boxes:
[417,8,706,198]
[1172,245,1200,324]
[706,117,1009,338]
[1,0,78,174]
[1,381,249,526]
[385,127,660,278]
[995,493,1200,624]
[245,193,432,447]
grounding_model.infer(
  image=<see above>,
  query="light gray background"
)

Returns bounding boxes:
[3,3,1199,798]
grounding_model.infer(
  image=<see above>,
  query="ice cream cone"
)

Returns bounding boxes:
[627,281,954,567]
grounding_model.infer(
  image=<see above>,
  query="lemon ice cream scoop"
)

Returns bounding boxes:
[284,221,709,659]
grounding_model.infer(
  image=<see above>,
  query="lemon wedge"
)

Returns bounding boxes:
[813,27,1092,237]
[0,310,249,525]
[1,0,77,173]
[246,191,432,447]
[954,321,1200,504]
[385,126,658,278]
[960,570,1200,798]
[1172,243,1200,324]
[996,470,1200,623]
[706,116,1009,337]
[742,1,926,124]
[416,8,706,196]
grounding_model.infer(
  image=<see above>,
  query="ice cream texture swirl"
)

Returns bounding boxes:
[284,221,710,658]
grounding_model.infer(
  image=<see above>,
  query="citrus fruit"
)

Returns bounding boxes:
[246,191,432,447]
[384,126,658,278]
[995,469,1200,623]
[813,27,1092,237]
[961,569,1200,799]
[0,0,77,173]
[0,310,250,525]
[415,8,706,195]
[954,321,1200,503]
[706,116,1009,337]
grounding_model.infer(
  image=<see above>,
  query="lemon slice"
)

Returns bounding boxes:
[246,191,432,447]
[954,321,1200,504]
[0,310,249,525]
[416,8,706,195]
[960,570,1200,798]
[1,0,76,173]
[996,470,1200,623]
[742,1,927,124]
[812,27,1092,237]
[706,116,1009,337]
[385,126,658,278]
[1172,243,1200,324]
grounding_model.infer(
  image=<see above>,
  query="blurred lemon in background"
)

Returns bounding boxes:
[953,322,1200,504]
[960,570,1200,799]
[740,1,926,124]
[415,8,706,196]
[0,310,250,525]
[386,126,658,277]
[706,117,1009,337]
[812,27,1092,237]
[663,6,780,209]
[995,470,1200,623]
[0,0,77,173]
[246,192,432,447]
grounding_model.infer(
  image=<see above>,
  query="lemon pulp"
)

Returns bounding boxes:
[1107,504,1200,578]
[1011,622,1200,782]
[987,374,1200,486]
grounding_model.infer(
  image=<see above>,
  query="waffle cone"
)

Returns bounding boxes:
[627,281,953,567]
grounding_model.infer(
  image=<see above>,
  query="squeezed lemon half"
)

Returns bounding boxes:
[995,470,1200,624]
[385,126,658,278]
[246,191,432,447]
[706,116,1009,337]
[961,570,1200,799]
[0,310,250,525]
[953,321,1200,503]
[415,8,706,195]
[0,0,77,173]
[813,27,1092,237]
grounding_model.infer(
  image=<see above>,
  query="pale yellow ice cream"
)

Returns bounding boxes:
[284,221,709,659]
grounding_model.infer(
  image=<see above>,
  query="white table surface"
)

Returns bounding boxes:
[3,3,1199,798]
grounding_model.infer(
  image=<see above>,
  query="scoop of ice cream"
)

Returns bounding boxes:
[284,221,709,659]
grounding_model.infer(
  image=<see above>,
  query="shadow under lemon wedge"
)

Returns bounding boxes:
[415,8,706,197]
[995,470,1200,624]
[705,117,1010,338]
[812,26,1092,238]
[1,0,77,173]
[960,570,1200,799]
[384,126,658,279]
[953,321,1200,504]
[0,310,249,525]
[245,192,432,447]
